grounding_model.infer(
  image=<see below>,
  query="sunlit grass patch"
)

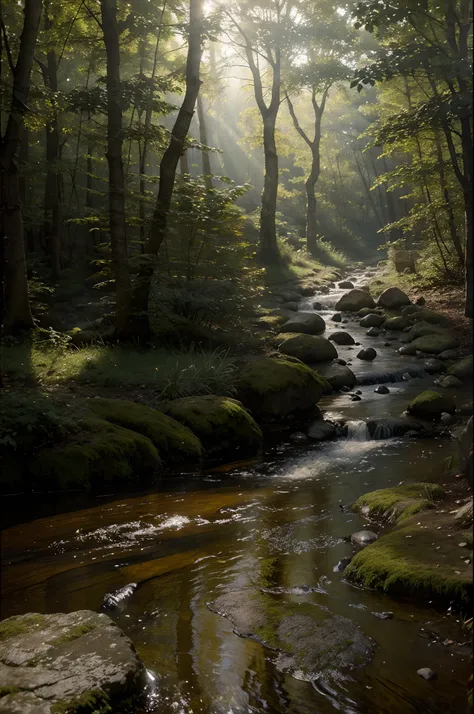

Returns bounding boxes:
[2,343,238,400]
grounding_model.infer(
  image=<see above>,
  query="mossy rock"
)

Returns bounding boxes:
[407,390,456,419]
[376,287,411,309]
[385,316,410,331]
[162,395,262,460]
[237,357,328,420]
[32,418,161,492]
[276,333,337,363]
[408,321,452,341]
[86,398,202,466]
[411,308,448,325]
[345,523,472,606]
[354,483,444,525]
[279,312,326,335]
[410,333,459,354]
[448,355,473,380]
[335,289,375,312]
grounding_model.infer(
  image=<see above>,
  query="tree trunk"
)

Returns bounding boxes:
[100,0,133,338]
[259,113,280,264]
[434,130,464,264]
[180,152,190,175]
[132,0,203,340]
[1,0,41,336]
[197,93,212,188]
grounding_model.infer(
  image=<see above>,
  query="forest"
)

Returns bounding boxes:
[0,1,473,714]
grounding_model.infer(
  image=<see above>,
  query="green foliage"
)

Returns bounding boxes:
[51,689,112,714]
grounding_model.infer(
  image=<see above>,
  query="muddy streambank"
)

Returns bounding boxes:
[0,266,472,714]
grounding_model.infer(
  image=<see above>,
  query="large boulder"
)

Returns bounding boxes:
[318,363,357,390]
[338,281,354,289]
[407,321,450,341]
[277,333,338,363]
[279,312,326,335]
[87,398,202,465]
[335,289,375,312]
[307,420,336,440]
[409,333,459,354]
[376,287,411,309]
[410,308,447,325]
[0,610,146,713]
[360,313,385,328]
[448,355,473,380]
[237,357,328,420]
[328,331,355,346]
[163,395,262,459]
[407,390,456,419]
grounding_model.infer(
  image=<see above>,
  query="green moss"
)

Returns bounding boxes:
[50,623,97,647]
[345,525,472,606]
[410,333,458,354]
[0,614,46,641]
[448,356,473,379]
[407,390,456,418]
[354,483,444,524]
[0,686,20,697]
[163,395,262,459]
[86,398,202,465]
[276,333,338,363]
[237,357,329,419]
[259,557,279,588]
[32,417,161,492]
[51,689,112,714]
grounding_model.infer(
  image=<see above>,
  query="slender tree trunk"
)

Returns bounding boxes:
[259,112,280,264]
[1,0,41,335]
[100,0,133,338]
[196,93,212,188]
[132,0,203,340]
[354,150,383,227]
[434,131,464,264]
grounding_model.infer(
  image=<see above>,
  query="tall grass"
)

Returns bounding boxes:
[2,343,239,400]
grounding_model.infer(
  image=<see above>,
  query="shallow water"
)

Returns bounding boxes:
[1,269,471,714]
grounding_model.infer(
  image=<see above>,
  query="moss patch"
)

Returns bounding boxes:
[86,398,202,466]
[345,524,472,606]
[354,483,445,524]
[50,623,97,647]
[32,417,161,492]
[0,614,46,641]
[410,333,459,354]
[0,686,20,698]
[237,357,328,419]
[51,689,112,714]
[163,395,262,460]
[407,390,456,418]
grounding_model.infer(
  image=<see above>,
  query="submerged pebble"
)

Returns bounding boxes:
[417,668,437,680]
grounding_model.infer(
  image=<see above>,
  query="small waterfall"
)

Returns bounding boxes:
[346,420,371,441]
[357,368,427,386]
[372,423,394,440]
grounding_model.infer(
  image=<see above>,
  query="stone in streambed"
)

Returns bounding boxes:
[407,321,450,341]
[360,313,385,328]
[339,281,354,289]
[376,287,411,309]
[351,530,378,547]
[0,610,146,713]
[423,359,446,375]
[335,289,375,312]
[385,316,410,331]
[237,357,330,420]
[313,301,323,310]
[440,412,453,425]
[281,301,299,311]
[277,333,338,364]
[357,348,377,361]
[329,331,355,346]
[332,313,342,322]
[280,312,326,335]
[410,334,459,355]
[290,432,309,444]
[317,363,357,390]
[373,612,393,620]
[374,385,390,394]
[438,349,460,360]
[417,668,437,681]
[367,327,380,337]
[401,304,421,316]
[407,390,456,419]
[448,355,473,379]
[307,420,336,441]
[437,375,463,389]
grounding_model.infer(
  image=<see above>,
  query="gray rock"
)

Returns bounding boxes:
[290,431,309,444]
[351,394,362,401]
[335,358,347,366]
[333,557,352,573]
[357,348,377,361]
[448,355,473,378]
[437,375,463,389]
[372,612,393,620]
[280,312,326,335]
[335,289,375,312]
[367,327,380,337]
[374,385,390,394]
[279,291,301,303]
[438,349,460,360]
[313,301,323,310]
[301,285,315,296]
[415,297,426,305]
[360,313,385,328]
[423,359,446,375]
[377,287,412,309]
[401,304,421,316]
[385,316,410,331]
[307,420,336,441]
[317,363,357,390]
[0,611,145,713]
[103,583,137,609]
[329,331,355,346]
[332,313,342,322]
[281,301,299,311]
[338,281,354,289]
[440,412,453,425]
[351,530,378,547]
[417,668,437,680]
[278,334,337,363]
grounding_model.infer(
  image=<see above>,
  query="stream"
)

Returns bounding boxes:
[0,269,472,714]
